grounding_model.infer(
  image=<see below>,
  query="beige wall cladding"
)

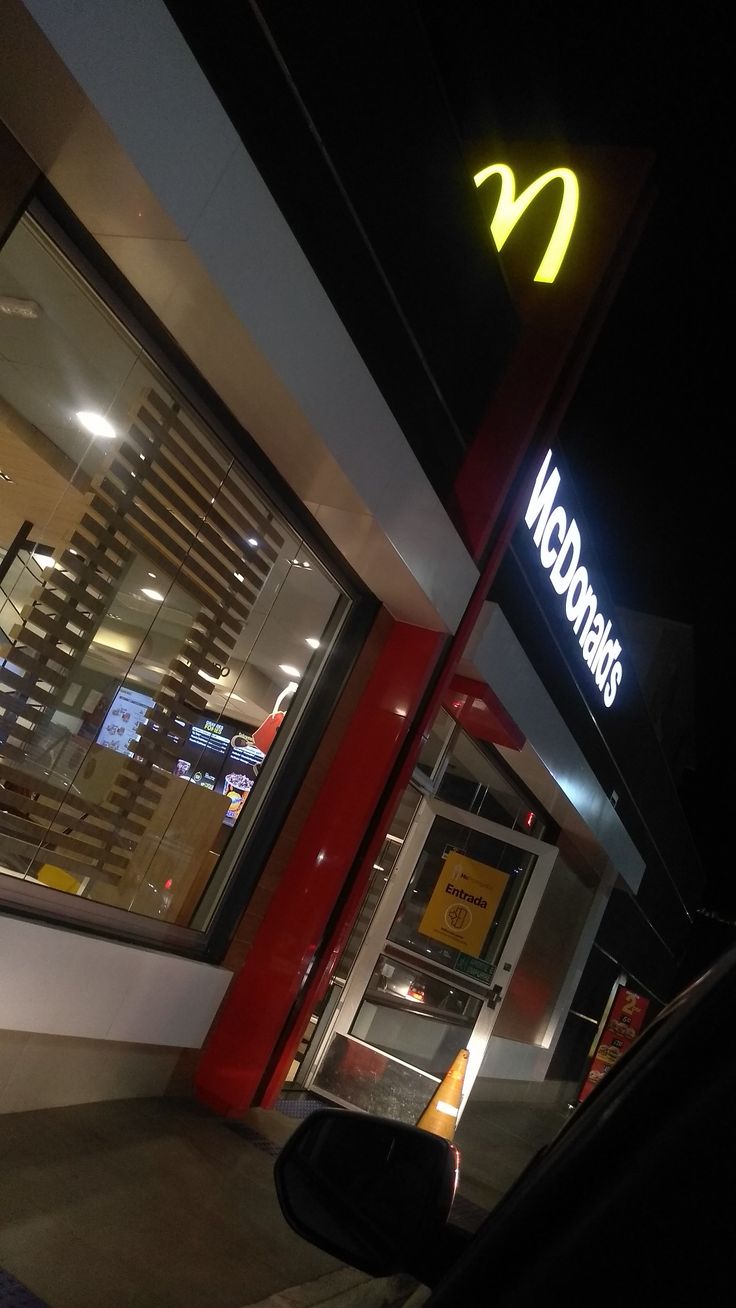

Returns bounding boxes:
[0,1027,180,1113]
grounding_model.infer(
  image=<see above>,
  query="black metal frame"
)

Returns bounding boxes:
[0,181,379,963]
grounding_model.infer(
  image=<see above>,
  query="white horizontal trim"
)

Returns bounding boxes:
[0,914,232,1048]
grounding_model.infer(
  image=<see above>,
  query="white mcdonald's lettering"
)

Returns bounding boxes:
[473,163,579,283]
[524,449,624,708]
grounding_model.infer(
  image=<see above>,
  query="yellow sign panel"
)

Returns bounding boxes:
[418,851,509,958]
[473,162,579,283]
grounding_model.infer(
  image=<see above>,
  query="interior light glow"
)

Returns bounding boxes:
[35,554,55,569]
[75,410,116,439]
[279,664,301,678]
[234,571,245,582]
[0,295,40,319]
[248,537,259,548]
[305,637,320,649]
[141,588,165,602]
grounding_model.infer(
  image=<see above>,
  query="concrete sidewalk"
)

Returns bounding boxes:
[0,1092,570,1307]
[0,1097,433,1308]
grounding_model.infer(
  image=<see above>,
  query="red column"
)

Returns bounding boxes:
[194,618,443,1116]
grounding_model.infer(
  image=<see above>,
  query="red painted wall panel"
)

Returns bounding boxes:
[195,619,443,1115]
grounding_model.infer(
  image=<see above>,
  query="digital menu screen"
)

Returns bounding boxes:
[96,686,156,756]
[173,714,266,827]
[97,694,267,828]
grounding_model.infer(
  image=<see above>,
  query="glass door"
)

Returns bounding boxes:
[306,797,558,1123]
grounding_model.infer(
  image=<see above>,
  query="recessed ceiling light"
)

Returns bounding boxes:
[234,571,245,582]
[279,664,301,678]
[305,637,320,649]
[302,561,311,569]
[248,537,259,548]
[141,587,165,602]
[76,410,116,439]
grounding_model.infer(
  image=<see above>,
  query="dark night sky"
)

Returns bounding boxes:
[420,3,732,905]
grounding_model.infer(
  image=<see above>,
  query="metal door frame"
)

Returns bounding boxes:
[304,795,559,1114]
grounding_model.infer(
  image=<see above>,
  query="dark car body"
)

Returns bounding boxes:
[275,943,736,1304]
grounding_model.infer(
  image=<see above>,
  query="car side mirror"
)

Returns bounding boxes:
[274,1108,461,1283]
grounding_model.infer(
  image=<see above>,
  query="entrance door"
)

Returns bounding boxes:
[305,797,558,1123]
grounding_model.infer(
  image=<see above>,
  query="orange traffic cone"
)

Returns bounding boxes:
[415,1048,469,1140]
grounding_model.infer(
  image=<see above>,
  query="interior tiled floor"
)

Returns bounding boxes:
[0,1092,571,1307]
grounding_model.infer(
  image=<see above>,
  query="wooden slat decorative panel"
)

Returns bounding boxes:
[0,386,284,898]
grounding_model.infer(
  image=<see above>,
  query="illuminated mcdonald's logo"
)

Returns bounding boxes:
[474,163,579,283]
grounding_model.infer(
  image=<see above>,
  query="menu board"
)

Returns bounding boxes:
[97,694,267,828]
[172,714,266,827]
[96,686,155,756]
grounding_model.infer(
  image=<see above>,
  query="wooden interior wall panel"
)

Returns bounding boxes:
[1,386,281,907]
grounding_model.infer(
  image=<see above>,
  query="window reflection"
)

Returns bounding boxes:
[0,215,346,930]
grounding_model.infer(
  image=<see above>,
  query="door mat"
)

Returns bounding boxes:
[275,1093,329,1120]
[0,1268,48,1306]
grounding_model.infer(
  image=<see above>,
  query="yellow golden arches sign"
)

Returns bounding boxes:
[473,162,579,283]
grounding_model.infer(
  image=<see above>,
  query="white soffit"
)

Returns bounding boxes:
[4,0,478,633]
[468,603,645,892]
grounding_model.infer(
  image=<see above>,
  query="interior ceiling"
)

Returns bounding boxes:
[0,219,341,726]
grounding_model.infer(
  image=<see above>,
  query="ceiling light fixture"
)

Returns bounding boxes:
[141,587,165,602]
[305,637,320,649]
[279,664,301,678]
[248,537,259,548]
[75,410,116,439]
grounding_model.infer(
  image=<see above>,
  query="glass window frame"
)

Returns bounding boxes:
[0,185,378,962]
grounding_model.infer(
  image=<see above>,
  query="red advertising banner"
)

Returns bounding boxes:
[578,985,650,1103]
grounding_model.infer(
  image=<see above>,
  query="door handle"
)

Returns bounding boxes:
[487,984,504,1009]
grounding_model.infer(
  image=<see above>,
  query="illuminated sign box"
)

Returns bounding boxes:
[474,162,579,283]
[525,448,624,707]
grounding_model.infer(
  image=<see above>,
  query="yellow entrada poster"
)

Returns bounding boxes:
[419,851,509,958]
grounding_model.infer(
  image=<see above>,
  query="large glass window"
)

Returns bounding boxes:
[0,215,348,932]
